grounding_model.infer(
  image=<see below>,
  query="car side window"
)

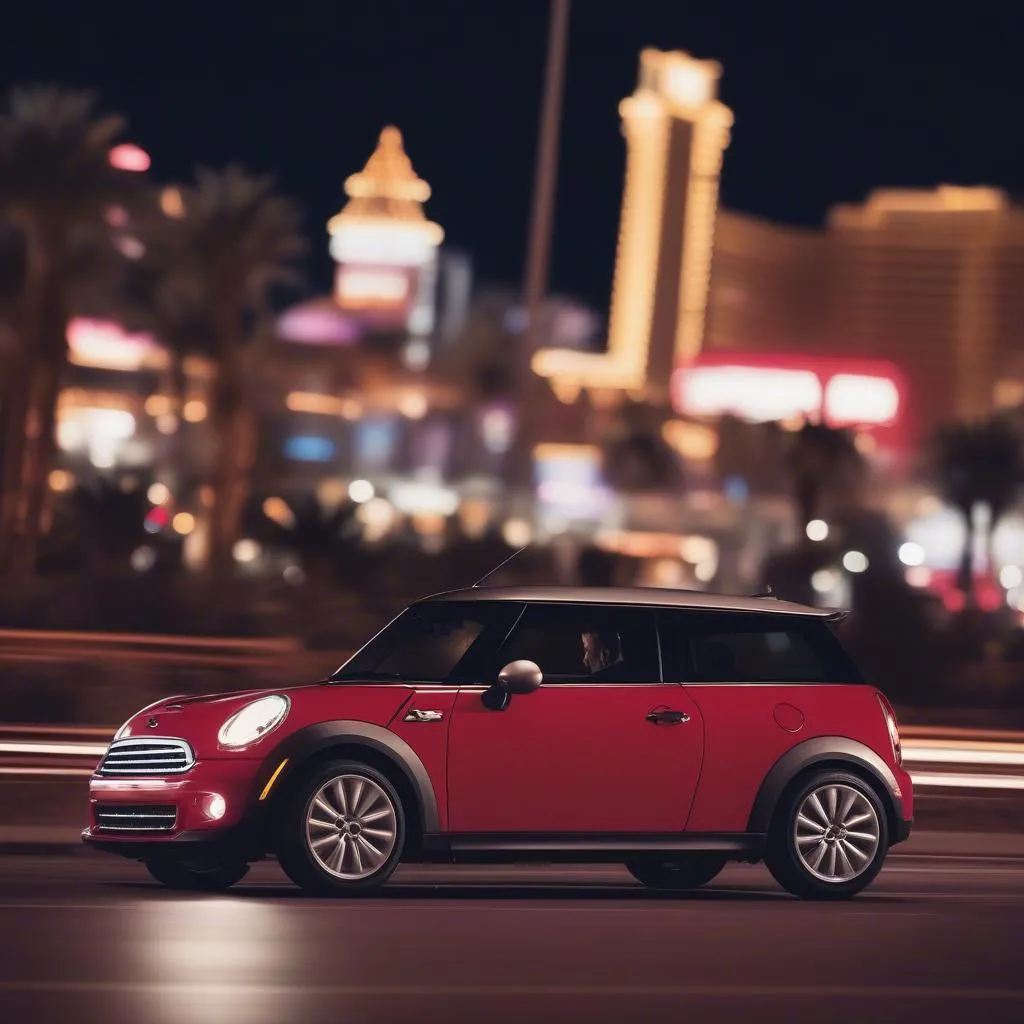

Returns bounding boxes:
[493,604,661,683]
[659,611,863,684]
[335,602,522,684]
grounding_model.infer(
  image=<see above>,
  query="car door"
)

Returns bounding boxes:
[446,603,705,834]
[660,609,866,833]
[336,599,523,831]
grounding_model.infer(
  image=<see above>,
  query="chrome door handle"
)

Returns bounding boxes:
[404,709,444,723]
[646,709,690,725]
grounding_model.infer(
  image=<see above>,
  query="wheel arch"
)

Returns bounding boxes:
[746,737,903,839]
[252,721,440,851]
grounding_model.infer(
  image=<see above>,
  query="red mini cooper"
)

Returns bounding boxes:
[84,587,912,900]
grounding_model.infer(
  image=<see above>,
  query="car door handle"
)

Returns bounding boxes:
[646,709,690,725]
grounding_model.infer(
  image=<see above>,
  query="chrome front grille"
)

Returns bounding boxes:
[95,804,177,833]
[98,738,195,776]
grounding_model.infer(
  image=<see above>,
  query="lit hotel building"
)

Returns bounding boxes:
[532,48,1024,600]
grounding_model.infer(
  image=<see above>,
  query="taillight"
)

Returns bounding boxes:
[876,692,902,765]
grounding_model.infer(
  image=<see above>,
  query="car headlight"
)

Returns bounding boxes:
[217,695,290,749]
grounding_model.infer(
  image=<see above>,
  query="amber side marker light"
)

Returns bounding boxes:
[259,759,289,802]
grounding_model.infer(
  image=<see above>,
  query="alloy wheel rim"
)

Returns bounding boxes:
[305,774,398,880]
[793,783,880,883]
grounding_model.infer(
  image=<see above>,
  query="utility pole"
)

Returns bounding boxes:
[511,0,571,495]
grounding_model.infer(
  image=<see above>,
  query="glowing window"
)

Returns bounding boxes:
[673,366,822,422]
[824,374,900,426]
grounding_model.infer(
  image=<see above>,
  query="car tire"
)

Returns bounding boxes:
[145,858,250,892]
[626,854,727,891]
[276,759,406,896]
[764,769,889,900]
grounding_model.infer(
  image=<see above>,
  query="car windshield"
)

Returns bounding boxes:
[331,601,519,684]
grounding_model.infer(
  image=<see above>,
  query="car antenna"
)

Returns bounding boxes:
[470,546,528,588]
[752,584,776,599]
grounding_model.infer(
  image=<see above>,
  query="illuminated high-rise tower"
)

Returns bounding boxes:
[327,127,444,335]
[533,49,733,399]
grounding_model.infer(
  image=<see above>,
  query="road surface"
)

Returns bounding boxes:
[0,853,1022,1024]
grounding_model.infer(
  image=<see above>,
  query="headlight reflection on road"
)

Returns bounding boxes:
[135,898,295,1024]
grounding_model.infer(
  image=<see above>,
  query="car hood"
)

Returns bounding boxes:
[115,682,416,759]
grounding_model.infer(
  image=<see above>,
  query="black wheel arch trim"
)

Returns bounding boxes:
[250,720,440,834]
[746,736,904,836]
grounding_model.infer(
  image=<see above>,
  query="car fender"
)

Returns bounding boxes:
[251,720,440,834]
[746,735,903,835]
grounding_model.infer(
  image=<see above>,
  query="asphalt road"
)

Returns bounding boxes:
[1,854,1023,1024]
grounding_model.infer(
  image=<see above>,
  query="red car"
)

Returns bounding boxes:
[83,587,912,900]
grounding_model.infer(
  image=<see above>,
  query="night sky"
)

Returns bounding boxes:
[2,1,1022,309]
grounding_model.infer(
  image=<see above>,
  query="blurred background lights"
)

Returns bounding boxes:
[130,546,157,572]
[172,512,196,536]
[348,479,375,504]
[144,394,173,417]
[47,470,75,493]
[906,566,933,588]
[398,391,428,420]
[898,541,926,566]
[1000,565,1023,590]
[283,564,306,586]
[262,497,296,530]
[806,519,829,542]
[679,535,716,564]
[811,568,839,593]
[233,539,261,564]
[694,558,717,583]
[502,519,533,549]
[182,399,207,423]
[147,482,170,506]
[842,550,869,573]
[160,186,186,217]
[108,143,150,172]
[143,506,169,534]
[356,497,397,542]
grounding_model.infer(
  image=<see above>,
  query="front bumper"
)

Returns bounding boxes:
[83,758,264,859]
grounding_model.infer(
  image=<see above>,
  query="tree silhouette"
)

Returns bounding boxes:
[933,416,1024,606]
[0,87,143,573]
[785,421,865,536]
[250,493,362,584]
[134,166,306,576]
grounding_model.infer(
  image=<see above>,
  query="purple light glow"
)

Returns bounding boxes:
[277,303,362,345]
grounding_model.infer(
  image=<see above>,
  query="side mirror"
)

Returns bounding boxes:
[499,660,543,694]
[482,660,543,711]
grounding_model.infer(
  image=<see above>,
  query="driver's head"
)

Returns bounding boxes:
[581,626,622,673]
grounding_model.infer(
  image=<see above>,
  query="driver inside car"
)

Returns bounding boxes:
[581,626,626,680]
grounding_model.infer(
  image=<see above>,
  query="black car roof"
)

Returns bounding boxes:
[424,586,837,618]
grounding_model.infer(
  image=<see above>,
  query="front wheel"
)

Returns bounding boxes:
[145,858,249,892]
[276,760,406,896]
[626,854,727,890]
[764,770,889,900]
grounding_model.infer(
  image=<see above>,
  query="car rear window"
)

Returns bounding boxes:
[660,611,864,684]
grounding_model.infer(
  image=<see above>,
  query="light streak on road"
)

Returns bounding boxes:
[1,737,1024,792]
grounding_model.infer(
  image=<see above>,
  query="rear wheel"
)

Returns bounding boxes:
[145,858,249,892]
[626,854,727,891]
[764,770,888,900]
[276,760,406,896]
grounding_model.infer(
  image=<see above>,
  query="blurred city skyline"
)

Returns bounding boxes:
[2,1,1022,305]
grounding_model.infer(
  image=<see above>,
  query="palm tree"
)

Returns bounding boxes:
[785,421,865,538]
[933,416,1024,606]
[0,87,142,573]
[134,167,306,576]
